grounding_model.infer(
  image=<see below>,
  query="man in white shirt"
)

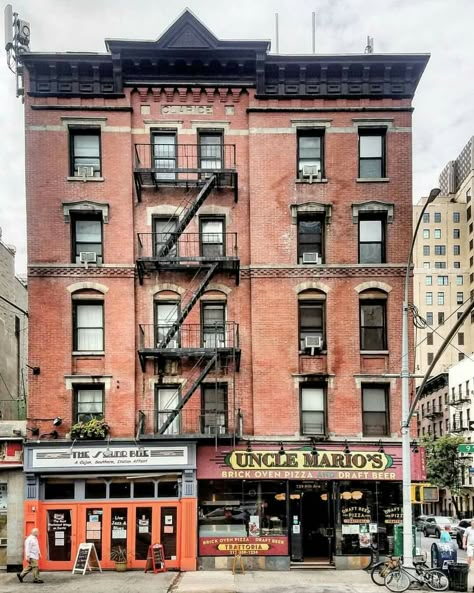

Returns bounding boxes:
[463,519,474,569]
[17,528,44,583]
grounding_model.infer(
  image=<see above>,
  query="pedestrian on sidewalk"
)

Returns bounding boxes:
[440,525,451,543]
[463,519,474,569]
[17,528,44,584]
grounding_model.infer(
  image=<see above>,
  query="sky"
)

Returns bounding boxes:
[1,0,473,274]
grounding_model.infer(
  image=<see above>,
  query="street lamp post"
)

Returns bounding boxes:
[401,187,441,566]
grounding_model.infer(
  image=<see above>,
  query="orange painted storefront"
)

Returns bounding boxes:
[23,442,198,571]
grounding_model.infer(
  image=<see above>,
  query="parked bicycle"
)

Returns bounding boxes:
[384,559,449,592]
[370,556,401,586]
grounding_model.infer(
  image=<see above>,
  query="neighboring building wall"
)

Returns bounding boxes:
[0,239,27,420]
[413,137,474,383]
[417,373,449,440]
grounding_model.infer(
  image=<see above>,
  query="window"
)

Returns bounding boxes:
[457,312,463,320]
[425,276,432,286]
[454,245,461,256]
[298,215,324,264]
[437,276,448,286]
[152,132,177,180]
[454,261,461,268]
[426,312,433,325]
[72,214,103,264]
[423,262,430,269]
[427,352,434,365]
[437,292,444,305]
[201,302,226,348]
[423,229,430,239]
[200,217,225,258]
[301,386,326,435]
[155,300,179,348]
[423,246,430,256]
[453,212,461,223]
[199,131,223,170]
[362,385,389,436]
[426,292,433,305]
[435,262,446,269]
[423,213,430,223]
[358,129,385,178]
[457,276,464,285]
[458,332,465,346]
[468,206,472,221]
[155,386,180,435]
[434,229,441,239]
[360,294,387,350]
[434,212,441,223]
[427,332,433,346]
[297,130,324,178]
[153,217,177,256]
[438,312,445,325]
[299,298,325,350]
[434,245,446,256]
[457,292,464,304]
[358,215,385,263]
[75,386,104,422]
[201,384,227,435]
[470,223,473,234]
[70,128,101,176]
[459,353,465,361]
[470,239,473,251]
[73,302,104,352]
[454,229,460,239]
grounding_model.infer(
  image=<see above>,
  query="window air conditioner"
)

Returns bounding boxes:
[305,335,323,350]
[301,164,321,183]
[302,252,321,265]
[204,425,226,436]
[79,251,97,268]
[76,165,95,178]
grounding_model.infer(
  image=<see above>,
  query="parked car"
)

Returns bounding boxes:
[415,515,429,531]
[423,516,457,538]
[454,518,474,549]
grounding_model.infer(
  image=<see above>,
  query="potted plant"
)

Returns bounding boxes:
[110,545,128,572]
[70,418,109,440]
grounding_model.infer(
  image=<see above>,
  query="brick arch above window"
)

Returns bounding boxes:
[205,283,232,295]
[295,280,330,294]
[67,282,108,294]
[146,205,184,226]
[150,283,185,297]
[351,200,394,224]
[290,202,332,225]
[201,289,228,301]
[354,281,392,294]
[153,289,182,301]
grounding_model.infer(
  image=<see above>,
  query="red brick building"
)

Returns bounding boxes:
[21,11,427,571]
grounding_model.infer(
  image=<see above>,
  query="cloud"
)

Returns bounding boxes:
[1,0,473,273]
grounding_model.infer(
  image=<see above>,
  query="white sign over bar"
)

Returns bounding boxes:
[31,445,188,470]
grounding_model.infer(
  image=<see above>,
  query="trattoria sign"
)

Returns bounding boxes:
[197,445,427,481]
[199,536,288,556]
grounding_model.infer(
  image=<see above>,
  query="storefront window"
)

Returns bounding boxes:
[44,480,75,500]
[158,480,178,498]
[109,481,131,498]
[85,480,107,499]
[47,509,72,561]
[198,480,287,538]
[133,481,155,498]
[110,508,128,559]
[85,508,103,560]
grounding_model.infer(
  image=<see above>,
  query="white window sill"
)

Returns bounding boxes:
[360,350,389,355]
[356,177,390,183]
[72,351,105,356]
[295,178,328,184]
[299,350,327,355]
[67,176,105,182]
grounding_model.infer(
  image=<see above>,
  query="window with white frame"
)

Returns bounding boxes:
[75,386,104,422]
[301,385,326,435]
[362,384,389,436]
[73,301,104,352]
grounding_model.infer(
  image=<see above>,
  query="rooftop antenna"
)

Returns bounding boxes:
[312,12,316,54]
[4,4,30,101]
[365,36,374,54]
[275,13,279,54]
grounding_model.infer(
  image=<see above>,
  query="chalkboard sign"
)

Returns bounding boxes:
[144,543,166,574]
[72,543,102,575]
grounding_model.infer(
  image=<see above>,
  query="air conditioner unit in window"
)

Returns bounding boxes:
[305,335,323,351]
[76,165,95,178]
[79,251,97,268]
[301,164,321,183]
[204,425,226,436]
[302,252,321,265]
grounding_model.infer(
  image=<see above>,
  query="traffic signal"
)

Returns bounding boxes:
[411,484,439,503]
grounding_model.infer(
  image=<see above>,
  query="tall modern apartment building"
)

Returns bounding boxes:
[413,137,474,381]
[20,11,427,571]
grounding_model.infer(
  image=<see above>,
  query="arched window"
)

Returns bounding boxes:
[72,289,104,353]
[298,289,326,352]
[359,289,388,351]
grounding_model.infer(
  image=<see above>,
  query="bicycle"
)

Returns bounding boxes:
[371,555,401,586]
[384,560,449,592]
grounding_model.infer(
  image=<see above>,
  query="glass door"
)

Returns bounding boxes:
[110,508,128,566]
[134,506,153,562]
[85,507,104,560]
[42,505,77,570]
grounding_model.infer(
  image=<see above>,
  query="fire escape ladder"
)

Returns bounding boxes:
[158,174,217,257]
[157,353,218,435]
[158,262,219,349]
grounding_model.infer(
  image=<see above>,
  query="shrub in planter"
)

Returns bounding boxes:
[110,545,128,572]
[70,418,109,440]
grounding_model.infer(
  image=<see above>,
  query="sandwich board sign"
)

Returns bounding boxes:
[72,543,102,575]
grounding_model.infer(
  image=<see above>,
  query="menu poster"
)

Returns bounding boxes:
[248,515,260,536]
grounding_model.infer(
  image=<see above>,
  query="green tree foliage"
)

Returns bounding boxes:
[422,434,467,516]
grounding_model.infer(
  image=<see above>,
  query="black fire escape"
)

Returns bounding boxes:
[135,142,240,438]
